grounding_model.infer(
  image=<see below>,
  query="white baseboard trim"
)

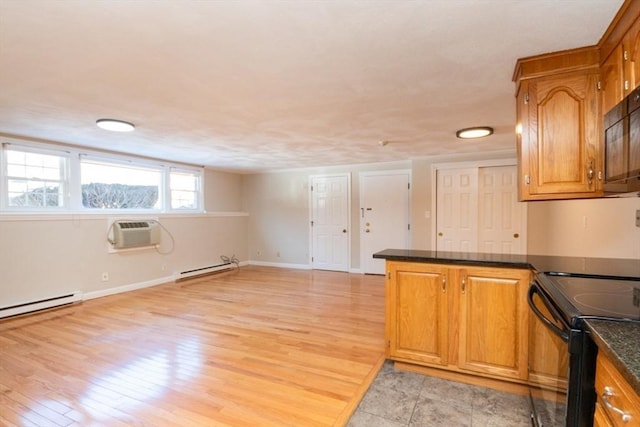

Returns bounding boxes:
[248,260,311,270]
[349,268,363,274]
[83,275,174,301]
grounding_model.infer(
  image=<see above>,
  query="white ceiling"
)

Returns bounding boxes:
[0,0,624,173]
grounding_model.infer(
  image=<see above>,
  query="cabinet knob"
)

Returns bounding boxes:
[438,232,443,237]
[513,233,519,238]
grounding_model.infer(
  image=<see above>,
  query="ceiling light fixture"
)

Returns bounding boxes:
[96,119,135,132]
[456,126,493,139]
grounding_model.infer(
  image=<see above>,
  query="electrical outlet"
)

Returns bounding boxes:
[636,210,640,228]
[101,272,109,281]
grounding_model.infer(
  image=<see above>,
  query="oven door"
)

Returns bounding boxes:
[528,282,570,427]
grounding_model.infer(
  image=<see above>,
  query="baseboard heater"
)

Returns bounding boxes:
[0,292,82,319]
[176,262,233,281]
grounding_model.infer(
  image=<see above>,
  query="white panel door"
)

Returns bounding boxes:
[360,171,410,274]
[436,168,478,252]
[311,174,349,272]
[478,166,526,254]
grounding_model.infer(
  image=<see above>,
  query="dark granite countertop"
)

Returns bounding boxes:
[585,319,640,396]
[373,249,640,279]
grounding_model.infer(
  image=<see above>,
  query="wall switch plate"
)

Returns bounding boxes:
[636,210,640,228]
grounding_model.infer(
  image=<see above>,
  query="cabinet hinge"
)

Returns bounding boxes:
[624,50,629,61]
[625,80,630,91]
[310,185,313,191]
[597,81,602,91]
[407,182,410,190]
[524,175,530,185]
[524,93,529,105]
[310,220,314,226]
[387,271,391,280]
[386,340,391,348]
[407,223,410,231]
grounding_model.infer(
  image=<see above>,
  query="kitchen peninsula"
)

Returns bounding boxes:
[374,248,640,425]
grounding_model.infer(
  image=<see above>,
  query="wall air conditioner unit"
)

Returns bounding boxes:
[112,220,161,249]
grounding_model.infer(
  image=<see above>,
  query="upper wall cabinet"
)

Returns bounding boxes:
[514,48,603,201]
[600,2,640,115]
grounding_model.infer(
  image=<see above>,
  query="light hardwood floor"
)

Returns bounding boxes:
[0,266,386,427]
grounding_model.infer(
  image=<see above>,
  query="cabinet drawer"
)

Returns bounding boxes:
[595,354,640,427]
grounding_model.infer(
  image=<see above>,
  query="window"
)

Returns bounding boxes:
[4,146,68,208]
[170,168,201,210]
[1,140,204,213]
[81,159,162,210]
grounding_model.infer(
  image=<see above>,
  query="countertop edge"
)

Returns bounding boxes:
[585,319,640,396]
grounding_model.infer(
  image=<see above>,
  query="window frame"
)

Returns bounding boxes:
[0,139,205,214]
[80,155,165,212]
[168,166,203,212]
[1,143,71,211]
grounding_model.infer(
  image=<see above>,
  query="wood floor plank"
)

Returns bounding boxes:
[0,266,385,426]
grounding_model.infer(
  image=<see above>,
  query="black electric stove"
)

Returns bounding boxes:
[535,272,640,328]
[529,271,640,427]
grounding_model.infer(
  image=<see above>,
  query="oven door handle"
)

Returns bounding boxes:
[527,284,569,342]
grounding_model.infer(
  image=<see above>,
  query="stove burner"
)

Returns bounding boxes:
[547,275,640,320]
[573,293,640,319]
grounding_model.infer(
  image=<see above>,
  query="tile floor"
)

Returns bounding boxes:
[347,361,532,427]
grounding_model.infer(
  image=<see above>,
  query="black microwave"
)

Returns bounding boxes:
[604,87,640,194]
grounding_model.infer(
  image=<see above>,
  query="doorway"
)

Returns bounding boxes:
[310,174,350,271]
[360,170,411,274]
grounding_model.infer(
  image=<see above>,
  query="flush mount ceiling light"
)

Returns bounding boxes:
[456,126,493,139]
[96,119,135,132]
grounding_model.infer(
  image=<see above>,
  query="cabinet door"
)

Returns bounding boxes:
[594,402,615,427]
[624,15,640,96]
[601,44,624,115]
[386,262,449,366]
[457,266,529,380]
[521,69,602,199]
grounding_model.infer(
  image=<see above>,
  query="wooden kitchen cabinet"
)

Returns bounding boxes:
[594,352,640,427]
[386,261,530,383]
[623,16,640,99]
[601,44,625,116]
[385,262,449,366]
[457,266,530,380]
[514,48,603,200]
[600,4,640,114]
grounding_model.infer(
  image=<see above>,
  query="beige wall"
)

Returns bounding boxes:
[242,161,411,269]
[527,196,640,259]
[0,169,248,308]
